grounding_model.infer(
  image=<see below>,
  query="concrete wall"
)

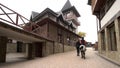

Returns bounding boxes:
[99,18,120,64]
[93,0,120,65]
[7,43,26,53]
[54,42,64,53]
[42,41,75,57]
[45,41,54,56]
[7,43,17,53]
[64,44,75,52]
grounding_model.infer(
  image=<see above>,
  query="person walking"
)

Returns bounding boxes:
[75,38,81,56]
[80,37,86,45]
[79,37,86,59]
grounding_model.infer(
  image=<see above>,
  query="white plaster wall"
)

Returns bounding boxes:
[101,0,120,27]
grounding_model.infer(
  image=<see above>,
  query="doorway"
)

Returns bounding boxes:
[35,42,43,57]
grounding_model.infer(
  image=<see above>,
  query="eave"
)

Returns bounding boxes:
[32,8,58,22]
[38,18,81,38]
[93,0,106,15]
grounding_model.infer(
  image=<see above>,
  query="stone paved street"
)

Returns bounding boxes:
[0,47,120,68]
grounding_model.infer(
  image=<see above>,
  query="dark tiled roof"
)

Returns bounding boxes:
[32,8,58,22]
[62,6,80,17]
[61,0,80,17]
[31,11,39,19]
[61,0,72,11]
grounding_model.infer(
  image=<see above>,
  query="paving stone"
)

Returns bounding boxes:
[0,47,119,68]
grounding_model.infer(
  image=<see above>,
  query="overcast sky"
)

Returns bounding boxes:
[0,0,97,43]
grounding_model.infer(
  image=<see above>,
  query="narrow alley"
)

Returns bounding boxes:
[0,47,119,68]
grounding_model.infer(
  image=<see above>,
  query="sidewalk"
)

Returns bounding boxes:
[0,47,120,68]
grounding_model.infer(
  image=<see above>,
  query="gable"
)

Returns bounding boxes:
[32,8,58,22]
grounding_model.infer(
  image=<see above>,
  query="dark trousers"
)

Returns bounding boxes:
[76,47,80,56]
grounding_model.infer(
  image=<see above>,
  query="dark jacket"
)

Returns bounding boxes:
[76,41,81,48]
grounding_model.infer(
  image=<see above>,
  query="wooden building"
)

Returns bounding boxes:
[88,0,120,65]
[24,0,81,57]
[0,0,81,63]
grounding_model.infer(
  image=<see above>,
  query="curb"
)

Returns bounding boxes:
[95,53,120,67]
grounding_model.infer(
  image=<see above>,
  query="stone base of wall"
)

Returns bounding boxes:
[54,42,75,53]
[7,43,26,53]
[7,41,76,59]
[64,45,75,52]
[42,42,75,57]
[7,43,17,53]
[42,41,54,57]
[99,53,120,66]
[98,48,120,66]
[54,42,64,53]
